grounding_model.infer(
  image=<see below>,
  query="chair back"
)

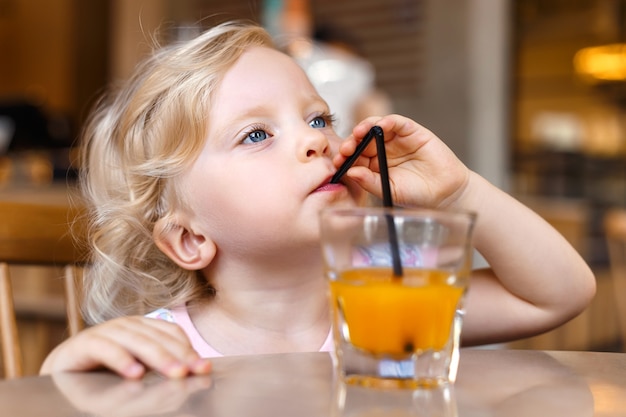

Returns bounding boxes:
[0,200,87,378]
[604,208,626,348]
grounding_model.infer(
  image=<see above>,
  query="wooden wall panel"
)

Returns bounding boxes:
[312,0,422,96]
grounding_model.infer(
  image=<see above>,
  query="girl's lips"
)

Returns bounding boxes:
[313,182,345,193]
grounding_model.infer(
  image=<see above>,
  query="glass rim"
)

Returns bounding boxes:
[320,206,477,223]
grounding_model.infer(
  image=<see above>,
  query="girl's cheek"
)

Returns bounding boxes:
[327,133,344,156]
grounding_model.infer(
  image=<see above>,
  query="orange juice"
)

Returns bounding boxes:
[329,268,465,356]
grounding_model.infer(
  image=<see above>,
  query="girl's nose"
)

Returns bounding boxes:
[298,127,331,162]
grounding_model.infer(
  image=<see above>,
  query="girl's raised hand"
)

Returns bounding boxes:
[40,316,211,379]
[334,114,470,209]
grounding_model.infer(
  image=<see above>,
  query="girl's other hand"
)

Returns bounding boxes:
[40,316,211,379]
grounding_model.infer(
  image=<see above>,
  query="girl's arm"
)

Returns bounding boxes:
[449,173,595,345]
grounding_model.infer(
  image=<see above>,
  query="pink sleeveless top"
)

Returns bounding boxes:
[146,305,334,357]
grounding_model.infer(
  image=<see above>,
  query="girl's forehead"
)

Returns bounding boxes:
[217,46,318,99]
[226,46,307,80]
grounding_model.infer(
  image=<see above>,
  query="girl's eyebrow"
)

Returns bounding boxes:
[308,95,331,112]
[208,107,270,147]
[231,103,272,122]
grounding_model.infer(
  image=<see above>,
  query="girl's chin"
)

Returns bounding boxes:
[321,195,359,210]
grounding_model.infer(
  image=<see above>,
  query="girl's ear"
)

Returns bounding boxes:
[153,217,216,270]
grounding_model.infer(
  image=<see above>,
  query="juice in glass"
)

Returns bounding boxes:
[330,268,466,357]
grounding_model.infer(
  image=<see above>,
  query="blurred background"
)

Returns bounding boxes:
[3,0,626,374]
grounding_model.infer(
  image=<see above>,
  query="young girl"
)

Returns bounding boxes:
[40,21,595,379]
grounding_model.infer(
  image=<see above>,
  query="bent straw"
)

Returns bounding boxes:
[330,126,379,184]
[331,126,403,276]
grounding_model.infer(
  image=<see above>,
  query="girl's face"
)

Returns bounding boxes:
[180,46,358,260]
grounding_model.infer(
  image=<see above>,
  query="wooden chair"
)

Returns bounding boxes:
[604,207,626,350]
[0,200,87,378]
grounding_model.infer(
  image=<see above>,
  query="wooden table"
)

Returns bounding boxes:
[1,348,625,416]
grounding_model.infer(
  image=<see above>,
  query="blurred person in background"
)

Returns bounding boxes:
[263,0,392,138]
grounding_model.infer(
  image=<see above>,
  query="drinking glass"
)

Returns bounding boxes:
[320,207,476,388]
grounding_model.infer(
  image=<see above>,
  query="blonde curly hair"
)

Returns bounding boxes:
[79,21,274,324]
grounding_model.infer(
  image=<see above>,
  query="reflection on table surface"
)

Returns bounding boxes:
[1,348,625,416]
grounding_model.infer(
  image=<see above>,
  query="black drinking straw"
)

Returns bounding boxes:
[330,127,378,184]
[331,126,403,277]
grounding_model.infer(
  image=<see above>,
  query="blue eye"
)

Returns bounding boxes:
[309,116,327,129]
[243,130,268,144]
